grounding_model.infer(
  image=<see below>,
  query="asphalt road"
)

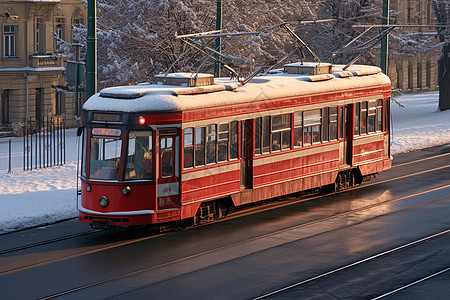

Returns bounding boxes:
[0,144,449,299]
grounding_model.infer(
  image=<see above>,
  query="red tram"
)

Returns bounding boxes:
[78,62,392,228]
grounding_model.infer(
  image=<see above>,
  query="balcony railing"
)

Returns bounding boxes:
[29,55,64,68]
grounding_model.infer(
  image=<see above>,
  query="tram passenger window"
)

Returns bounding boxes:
[90,136,122,180]
[360,102,368,134]
[385,98,390,132]
[255,118,262,155]
[230,121,238,159]
[322,107,329,142]
[195,127,205,166]
[218,123,229,162]
[294,112,303,147]
[262,116,270,153]
[304,109,321,145]
[271,114,291,151]
[329,106,338,140]
[376,99,383,132]
[161,137,173,177]
[354,103,360,136]
[206,124,217,164]
[184,128,194,169]
[368,101,376,133]
[125,131,153,180]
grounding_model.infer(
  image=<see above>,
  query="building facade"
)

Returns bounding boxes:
[388,0,440,93]
[0,0,86,132]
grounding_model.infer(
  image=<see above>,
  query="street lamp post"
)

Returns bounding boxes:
[86,0,97,99]
[380,0,390,75]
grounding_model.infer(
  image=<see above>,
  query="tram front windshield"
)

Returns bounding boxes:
[90,135,122,180]
[87,129,153,181]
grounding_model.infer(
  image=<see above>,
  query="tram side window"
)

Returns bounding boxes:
[354,102,360,136]
[262,116,270,154]
[304,109,321,145]
[322,107,329,142]
[161,137,173,177]
[125,131,153,180]
[376,99,383,132]
[218,123,229,162]
[90,135,122,180]
[230,121,238,159]
[255,118,262,155]
[206,124,217,164]
[368,101,377,133]
[184,128,194,169]
[329,106,338,140]
[294,112,303,148]
[360,102,368,135]
[195,127,205,166]
[271,113,291,151]
[255,116,271,155]
[385,98,390,132]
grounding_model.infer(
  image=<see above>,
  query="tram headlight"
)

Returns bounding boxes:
[122,186,131,195]
[99,196,109,207]
[138,116,146,125]
[86,185,92,192]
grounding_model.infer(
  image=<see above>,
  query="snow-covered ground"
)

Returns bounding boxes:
[0,91,449,233]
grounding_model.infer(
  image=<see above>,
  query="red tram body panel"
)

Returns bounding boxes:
[78,63,392,228]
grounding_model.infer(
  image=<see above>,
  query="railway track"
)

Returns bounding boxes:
[253,228,450,299]
[0,156,448,270]
[28,185,450,299]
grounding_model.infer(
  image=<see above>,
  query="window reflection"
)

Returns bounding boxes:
[126,131,153,180]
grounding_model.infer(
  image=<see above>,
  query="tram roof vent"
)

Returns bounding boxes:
[153,73,214,87]
[284,62,332,75]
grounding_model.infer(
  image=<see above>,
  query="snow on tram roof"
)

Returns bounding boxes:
[83,64,390,113]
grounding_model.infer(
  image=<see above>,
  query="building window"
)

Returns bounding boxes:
[56,18,65,40]
[36,18,45,54]
[72,18,83,43]
[426,60,431,89]
[3,25,16,58]
[1,90,10,124]
[417,62,423,89]
[55,92,66,115]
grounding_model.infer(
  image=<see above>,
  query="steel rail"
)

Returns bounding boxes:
[38,187,450,299]
[372,267,450,299]
[254,227,450,299]
[0,230,100,256]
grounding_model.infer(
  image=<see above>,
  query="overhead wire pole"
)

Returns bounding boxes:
[380,0,390,74]
[87,0,97,99]
[214,0,222,78]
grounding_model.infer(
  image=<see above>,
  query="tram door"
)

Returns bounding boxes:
[157,129,180,210]
[339,105,352,167]
[240,120,253,189]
